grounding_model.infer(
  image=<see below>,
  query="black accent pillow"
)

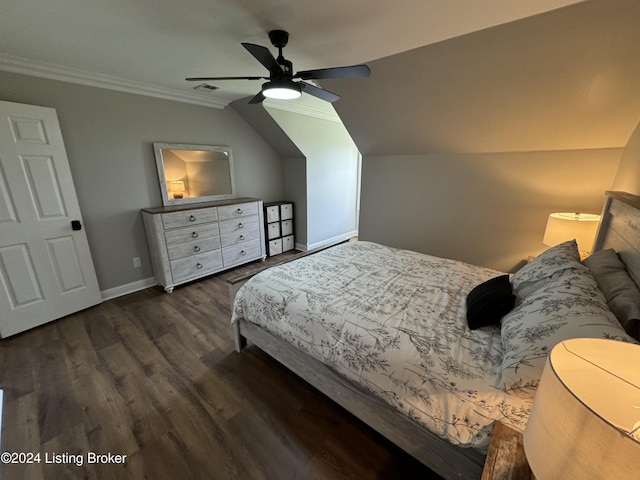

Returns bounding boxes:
[466,275,516,330]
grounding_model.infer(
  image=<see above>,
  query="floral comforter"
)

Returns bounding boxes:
[231,241,531,450]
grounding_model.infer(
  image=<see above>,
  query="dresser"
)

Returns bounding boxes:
[142,198,266,292]
[264,201,294,256]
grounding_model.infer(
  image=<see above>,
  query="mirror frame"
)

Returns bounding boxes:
[153,142,236,206]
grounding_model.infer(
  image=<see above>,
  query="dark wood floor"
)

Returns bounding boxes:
[0,253,444,480]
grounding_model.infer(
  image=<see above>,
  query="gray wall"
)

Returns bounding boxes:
[0,70,284,292]
[266,107,359,249]
[281,156,308,246]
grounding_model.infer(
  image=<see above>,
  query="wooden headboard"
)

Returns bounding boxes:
[594,191,640,289]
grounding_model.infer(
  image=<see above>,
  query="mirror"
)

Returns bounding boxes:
[153,143,236,206]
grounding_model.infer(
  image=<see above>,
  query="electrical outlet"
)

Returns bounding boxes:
[132,257,142,268]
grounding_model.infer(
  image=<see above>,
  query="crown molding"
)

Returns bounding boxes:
[0,54,229,109]
[264,97,342,123]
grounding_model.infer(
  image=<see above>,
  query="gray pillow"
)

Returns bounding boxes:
[583,249,640,336]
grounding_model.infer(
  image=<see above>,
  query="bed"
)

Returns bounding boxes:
[228,191,640,480]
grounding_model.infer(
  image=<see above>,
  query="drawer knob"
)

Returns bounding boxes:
[196,262,203,269]
[189,215,197,222]
[241,250,246,256]
[237,208,243,214]
[194,245,201,252]
[238,222,244,229]
[192,232,199,238]
[239,235,245,241]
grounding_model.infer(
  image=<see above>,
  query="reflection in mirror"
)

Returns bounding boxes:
[153,143,236,206]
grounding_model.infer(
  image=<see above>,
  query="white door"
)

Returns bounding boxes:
[0,100,101,338]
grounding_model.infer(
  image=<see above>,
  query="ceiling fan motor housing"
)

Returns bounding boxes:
[268,30,290,49]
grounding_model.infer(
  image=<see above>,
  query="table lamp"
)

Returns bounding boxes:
[543,212,601,257]
[523,338,640,479]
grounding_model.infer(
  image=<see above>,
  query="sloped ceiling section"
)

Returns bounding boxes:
[232,99,304,157]
[330,0,640,156]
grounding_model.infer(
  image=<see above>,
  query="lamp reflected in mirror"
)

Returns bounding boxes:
[168,180,185,199]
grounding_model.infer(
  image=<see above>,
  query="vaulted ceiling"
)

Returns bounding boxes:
[329,0,640,155]
[0,0,584,108]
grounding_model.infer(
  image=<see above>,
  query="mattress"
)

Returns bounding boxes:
[231,241,532,450]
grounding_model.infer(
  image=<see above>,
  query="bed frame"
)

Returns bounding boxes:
[228,191,640,480]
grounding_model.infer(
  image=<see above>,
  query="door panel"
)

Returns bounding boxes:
[0,100,101,337]
[46,236,86,292]
[9,115,49,144]
[0,166,18,224]
[22,155,67,219]
[0,243,43,307]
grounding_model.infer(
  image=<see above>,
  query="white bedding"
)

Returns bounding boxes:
[231,241,532,450]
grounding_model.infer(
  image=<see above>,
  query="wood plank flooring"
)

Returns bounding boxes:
[0,254,444,480]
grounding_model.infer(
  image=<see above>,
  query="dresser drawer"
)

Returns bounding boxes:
[170,250,223,283]
[162,206,218,229]
[219,214,260,237]
[218,201,259,220]
[167,236,221,261]
[220,226,260,248]
[165,223,219,247]
[222,239,263,267]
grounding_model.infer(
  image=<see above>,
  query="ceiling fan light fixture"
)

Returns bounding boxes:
[261,79,301,100]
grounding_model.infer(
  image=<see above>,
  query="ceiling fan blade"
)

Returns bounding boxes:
[295,64,370,80]
[299,82,340,103]
[185,76,265,81]
[242,42,280,73]
[248,91,266,104]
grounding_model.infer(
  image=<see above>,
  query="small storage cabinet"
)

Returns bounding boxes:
[142,198,266,292]
[264,201,294,257]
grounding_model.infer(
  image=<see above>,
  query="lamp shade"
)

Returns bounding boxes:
[542,212,600,253]
[523,338,640,480]
[168,180,185,192]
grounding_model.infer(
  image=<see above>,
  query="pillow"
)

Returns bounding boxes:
[583,249,640,336]
[511,239,584,299]
[466,275,516,330]
[501,269,637,399]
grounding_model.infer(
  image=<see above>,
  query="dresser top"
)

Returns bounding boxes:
[141,197,262,215]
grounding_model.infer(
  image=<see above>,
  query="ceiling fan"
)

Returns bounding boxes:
[186,30,370,104]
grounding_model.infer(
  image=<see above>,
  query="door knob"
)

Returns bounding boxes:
[71,220,82,231]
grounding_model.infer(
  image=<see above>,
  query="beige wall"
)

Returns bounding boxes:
[0,70,283,292]
[324,0,639,271]
[613,120,640,195]
[359,149,621,272]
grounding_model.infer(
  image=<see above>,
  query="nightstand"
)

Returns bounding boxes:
[481,421,534,480]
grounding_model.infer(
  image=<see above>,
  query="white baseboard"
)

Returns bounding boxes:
[298,230,358,252]
[101,277,158,301]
